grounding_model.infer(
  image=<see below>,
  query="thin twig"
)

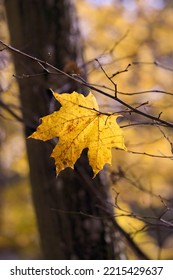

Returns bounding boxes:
[157,126,173,154]
[133,60,173,72]
[95,58,117,97]
[0,99,23,122]
[110,63,131,79]
[125,149,173,159]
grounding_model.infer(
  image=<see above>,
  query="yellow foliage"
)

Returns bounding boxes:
[0,179,39,258]
[29,91,127,177]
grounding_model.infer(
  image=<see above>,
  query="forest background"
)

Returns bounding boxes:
[1,0,173,260]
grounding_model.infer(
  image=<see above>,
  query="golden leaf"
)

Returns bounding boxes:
[29,91,127,177]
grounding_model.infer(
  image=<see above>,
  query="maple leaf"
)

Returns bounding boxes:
[29,91,127,177]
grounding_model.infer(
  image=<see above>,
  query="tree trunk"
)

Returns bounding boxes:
[4,0,126,259]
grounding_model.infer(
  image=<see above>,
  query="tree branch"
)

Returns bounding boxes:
[1,40,173,129]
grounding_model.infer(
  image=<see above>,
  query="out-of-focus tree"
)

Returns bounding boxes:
[2,0,131,260]
[0,0,39,259]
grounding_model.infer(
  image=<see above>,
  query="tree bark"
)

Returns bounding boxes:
[4,0,126,259]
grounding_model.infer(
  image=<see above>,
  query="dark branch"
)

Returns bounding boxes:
[1,40,173,129]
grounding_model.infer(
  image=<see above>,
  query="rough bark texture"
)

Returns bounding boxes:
[4,0,126,259]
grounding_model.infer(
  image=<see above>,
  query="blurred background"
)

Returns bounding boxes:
[1,0,173,259]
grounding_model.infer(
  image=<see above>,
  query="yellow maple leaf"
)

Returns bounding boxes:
[29,91,127,177]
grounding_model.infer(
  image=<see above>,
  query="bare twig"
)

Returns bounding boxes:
[157,126,173,154]
[133,60,173,72]
[124,148,173,159]
[95,58,117,97]
[0,99,23,122]
[118,89,173,96]
[110,63,131,79]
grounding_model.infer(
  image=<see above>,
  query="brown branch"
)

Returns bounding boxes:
[95,58,117,97]
[109,30,130,54]
[125,149,173,159]
[110,63,131,79]
[118,89,173,96]
[1,40,173,129]
[86,83,173,97]
[74,163,149,260]
[133,60,173,72]
[157,126,173,154]
[120,122,155,128]
[0,99,23,122]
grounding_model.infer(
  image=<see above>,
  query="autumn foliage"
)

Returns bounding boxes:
[29,91,127,177]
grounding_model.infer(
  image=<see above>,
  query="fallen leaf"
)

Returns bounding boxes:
[29,91,127,177]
